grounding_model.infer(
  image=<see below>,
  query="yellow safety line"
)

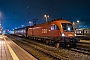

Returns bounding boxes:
[3,36,19,60]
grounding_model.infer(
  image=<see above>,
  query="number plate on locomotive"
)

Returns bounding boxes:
[68,34,73,36]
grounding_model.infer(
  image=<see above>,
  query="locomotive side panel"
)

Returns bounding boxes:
[32,23,61,38]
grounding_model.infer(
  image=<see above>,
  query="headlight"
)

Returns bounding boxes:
[74,34,76,36]
[62,33,65,36]
[80,31,81,33]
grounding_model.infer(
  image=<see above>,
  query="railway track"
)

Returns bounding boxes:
[7,35,71,60]
[64,40,90,55]
[6,35,90,60]
[69,47,90,55]
[77,42,90,48]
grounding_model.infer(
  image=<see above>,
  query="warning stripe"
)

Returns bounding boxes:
[3,36,19,60]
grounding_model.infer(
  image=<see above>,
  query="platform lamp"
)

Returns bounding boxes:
[44,15,49,22]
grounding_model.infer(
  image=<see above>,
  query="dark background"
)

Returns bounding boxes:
[0,0,90,30]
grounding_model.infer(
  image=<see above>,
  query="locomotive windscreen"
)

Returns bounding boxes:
[62,23,74,32]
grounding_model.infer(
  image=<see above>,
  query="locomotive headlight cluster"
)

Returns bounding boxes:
[62,33,65,36]
[74,34,76,36]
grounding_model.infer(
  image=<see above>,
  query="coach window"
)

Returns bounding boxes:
[51,24,59,30]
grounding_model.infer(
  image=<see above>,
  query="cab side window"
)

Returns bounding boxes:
[51,24,59,30]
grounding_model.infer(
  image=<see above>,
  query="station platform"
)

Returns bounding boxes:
[0,35,37,60]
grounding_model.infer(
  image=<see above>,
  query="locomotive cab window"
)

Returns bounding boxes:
[51,24,59,30]
[62,23,74,32]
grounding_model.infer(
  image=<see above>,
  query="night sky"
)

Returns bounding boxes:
[0,0,90,30]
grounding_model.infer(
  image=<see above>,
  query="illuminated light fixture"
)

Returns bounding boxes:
[62,33,65,36]
[80,31,81,33]
[44,15,49,22]
[74,34,76,36]
[15,28,17,29]
[29,21,33,26]
[67,27,70,31]
[77,20,79,23]
[21,25,24,27]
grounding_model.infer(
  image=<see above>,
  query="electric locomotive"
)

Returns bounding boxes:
[14,19,79,47]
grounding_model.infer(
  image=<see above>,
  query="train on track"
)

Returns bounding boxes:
[75,28,90,35]
[14,19,79,47]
